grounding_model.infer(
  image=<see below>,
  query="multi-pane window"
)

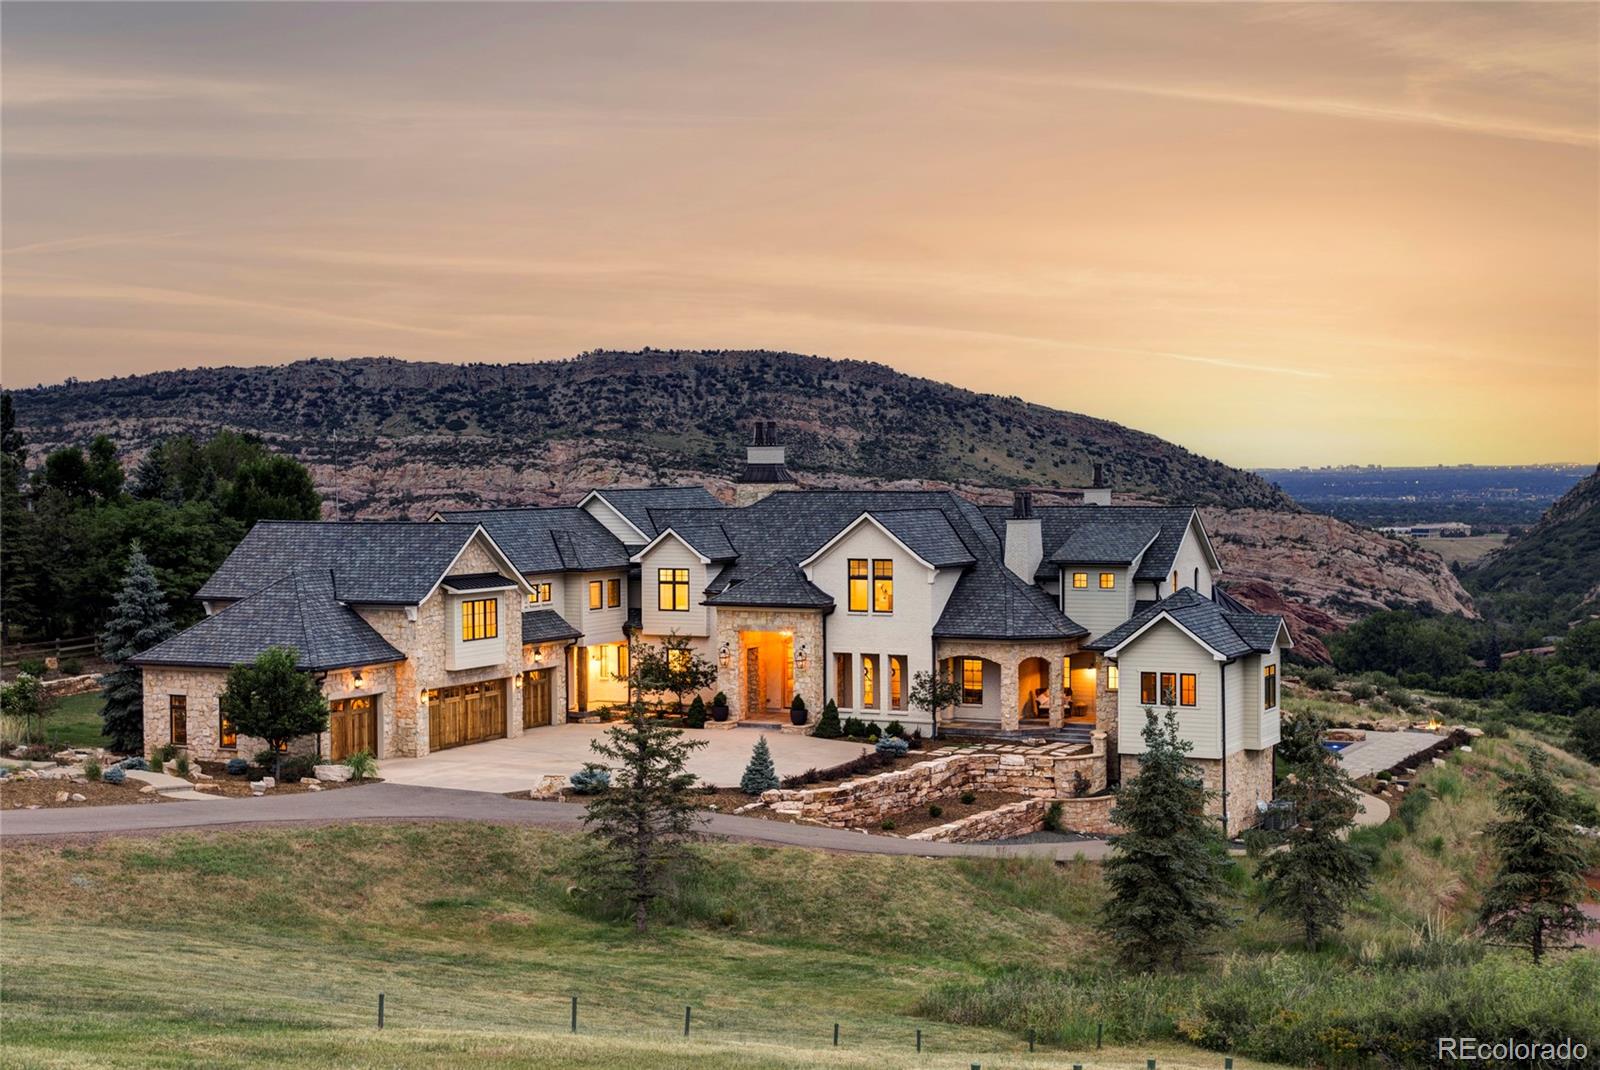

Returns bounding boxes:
[1072,572,1089,589]
[834,653,853,708]
[461,598,498,640]
[847,559,869,612]
[1099,572,1116,589]
[169,695,187,745]
[528,582,553,605]
[606,578,621,608]
[658,568,689,611]
[588,580,603,610]
[1264,664,1278,709]
[596,644,628,679]
[1139,672,1157,706]
[889,655,906,710]
[219,713,237,749]
[961,658,984,705]
[861,655,877,709]
[872,560,894,613]
[1160,672,1178,706]
[1180,673,1197,707]
[1107,664,1120,691]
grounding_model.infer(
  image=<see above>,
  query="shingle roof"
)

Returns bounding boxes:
[197,522,498,604]
[983,504,1202,583]
[645,520,739,562]
[587,486,724,539]
[436,508,632,574]
[934,560,1088,641]
[869,510,978,568]
[441,572,517,592]
[134,569,405,671]
[521,608,582,645]
[1048,523,1161,567]
[703,562,833,608]
[1087,587,1285,657]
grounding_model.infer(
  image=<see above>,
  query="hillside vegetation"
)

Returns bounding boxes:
[1467,466,1600,634]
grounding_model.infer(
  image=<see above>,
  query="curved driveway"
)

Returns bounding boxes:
[0,782,1113,859]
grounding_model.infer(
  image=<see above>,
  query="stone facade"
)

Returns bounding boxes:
[1049,794,1120,836]
[934,638,1079,731]
[1118,744,1275,837]
[711,607,825,722]
[763,741,1110,830]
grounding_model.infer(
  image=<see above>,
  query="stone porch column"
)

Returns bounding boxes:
[1049,656,1065,729]
[1000,661,1021,732]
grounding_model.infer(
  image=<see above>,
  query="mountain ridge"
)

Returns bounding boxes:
[1467,465,1600,632]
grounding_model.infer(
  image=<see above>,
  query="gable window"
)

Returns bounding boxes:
[861,655,877,709]
[1160,672,1177,706]
[606,578,621,608]
[528,582,553,606]
[847,559,869,612]
[169,695,187,746]
[1072,572,1088,589]
[1139,672,1156,705]
[961,658,984,705]
[461,598,498,641]
[834,652,853,708]
[657,568,689,611]
[1180,673,1197,707]
[872,560,894,613]
[1107,664,1120,691]
[219,712,236,749]
[1099,572,1116,589]
[1264,664,1278,710]
[588,580,603,610]
[889,655,907,710]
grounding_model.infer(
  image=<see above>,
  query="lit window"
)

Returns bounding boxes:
[219,713,236,749]
[861,655,877,709]
[1180,673,1197,707]
[1072,572,1088,589]
[606,578,621,608]
[528,581,553,605]
[889,655,906,710]
[1264,664,1278,710]
[872,560,894,613]
[169,695,187,745]
[657,568,689,611]
[461,598,498,640]
[1107,664,1120,691]
[1099,572,1116,589]
[847,559,868,612]
[588,580,603,610]
[1139,672,1156,706]
[961,659,984,705]
[1160,672,1177,706]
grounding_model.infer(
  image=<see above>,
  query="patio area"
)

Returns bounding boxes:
[1332,729,1450,778]
[377,723,873,793]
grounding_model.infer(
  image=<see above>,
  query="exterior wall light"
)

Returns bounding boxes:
[793,642,809,673]
[351,670,365,690]
[718,642,731,668]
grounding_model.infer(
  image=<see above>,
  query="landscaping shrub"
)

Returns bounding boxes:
[1375,769,1393,781]
[101,767,125,785]
[344,749,377,781]
[225,757,249,776]
[117,757,148,772]
[928,804,943,818]
[961,790,976,805]
[684,696,707,729]
[17,658,47,677]
[740,737,780,795]
[16,744,53,762]
[813,700,843,739]
[880,819,896,831]
[83,757,102,781]
[842,716,868,739]
[778,751,888,788]
[1042,800,1063,832]
[58,658,83,676]
[885,720,905,739]
[875,736,909,758]
[173,754,190,777]
[569,764,611,795]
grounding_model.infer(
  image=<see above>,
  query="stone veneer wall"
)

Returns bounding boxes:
[908,798,1050,843]
[712,607,825,722]
[762,742,1109,830]
[933,638,1078,731]
[1118,745,1275,837]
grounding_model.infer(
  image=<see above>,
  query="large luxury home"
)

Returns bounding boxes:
[135,424,1291,833]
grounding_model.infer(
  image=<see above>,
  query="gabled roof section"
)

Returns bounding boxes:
[1048,523,1161,567]
[134,569,405,672]
[984,504,1213,584]
[522,608,582,645]
[630,521,738,564]
[441,572,518,593]
[702,562,833,609]
[435,507,632,574]
[198,522,508,605]
[1088,587,1288,659]
[934,561,1088,641]
[579,486,724,543]
[798,510,974,571]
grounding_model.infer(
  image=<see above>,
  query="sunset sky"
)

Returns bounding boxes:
[2,2,1595,467]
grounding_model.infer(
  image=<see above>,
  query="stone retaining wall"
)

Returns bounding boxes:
[908,798,1051,842]
[1048,794,1119,836]
[762,742,1110,830]
[41,674,101,698]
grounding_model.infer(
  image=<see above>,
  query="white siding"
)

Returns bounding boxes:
[581,496,647,546]
[1163,519,1216,597]
[521,572,567,616]
[637,534,711,637]
[1115,619,1230,759]
[1239,645,1282,750]
[575,570,628,644]
[1061,565,1135,640]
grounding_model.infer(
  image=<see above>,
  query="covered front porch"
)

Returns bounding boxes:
[935,640,1096,734]
[712,607,825,723]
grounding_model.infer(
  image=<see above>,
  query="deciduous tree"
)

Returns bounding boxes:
[218,646,329,779]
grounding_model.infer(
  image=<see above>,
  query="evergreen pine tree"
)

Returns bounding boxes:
[98,543,177,754]
[1477,746,1596,963]
[1100,708,1234,970]
[1257,714,1371,947]
[740,735,780,795]
[814,699,843,739]
[582,705,708,931]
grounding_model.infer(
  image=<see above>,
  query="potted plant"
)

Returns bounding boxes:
[789,693,808,727]
[710,691,730,722]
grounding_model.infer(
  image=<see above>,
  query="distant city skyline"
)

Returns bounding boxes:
[2,3,1595,468]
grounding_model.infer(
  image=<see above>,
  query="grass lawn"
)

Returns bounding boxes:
[44,691,109,748]
[1424,533,1508,567]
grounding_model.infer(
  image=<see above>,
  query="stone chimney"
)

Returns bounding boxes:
[733,419,796,506]
[1078,463,1112,506]
[1004,490,1044,582]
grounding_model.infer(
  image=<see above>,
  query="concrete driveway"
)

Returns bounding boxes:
[377,723,874,793]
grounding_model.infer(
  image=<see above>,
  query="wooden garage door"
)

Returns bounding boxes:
[329,695,379,760]
[428,680,507,751]
[523,670,553,729]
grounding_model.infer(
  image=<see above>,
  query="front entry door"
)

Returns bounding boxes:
[745,647,761,715]
[523,669,552,728]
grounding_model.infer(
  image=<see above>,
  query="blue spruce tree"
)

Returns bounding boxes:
[99,544,176,754]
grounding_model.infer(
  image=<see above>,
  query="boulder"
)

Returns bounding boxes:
[313,764,352,783]
[305,781,323,791]
[260,776,276,789]
[139,785,158,794]
[53,791,69,803]
[69,793,86,802]
[250,780,267,795]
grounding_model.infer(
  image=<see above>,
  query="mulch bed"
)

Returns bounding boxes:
[1,778,170,809]
[868,790,1029,836]
[191,760,375,797]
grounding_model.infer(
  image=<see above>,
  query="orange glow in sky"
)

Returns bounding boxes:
[2,3,1595,466]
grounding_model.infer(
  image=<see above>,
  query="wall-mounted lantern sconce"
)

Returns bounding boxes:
[351,670,365,690]
[419,688,430,703]
[513,674,524,689]
[531,647,544,665]
[793,642,809,674]
[718,642,731,668]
